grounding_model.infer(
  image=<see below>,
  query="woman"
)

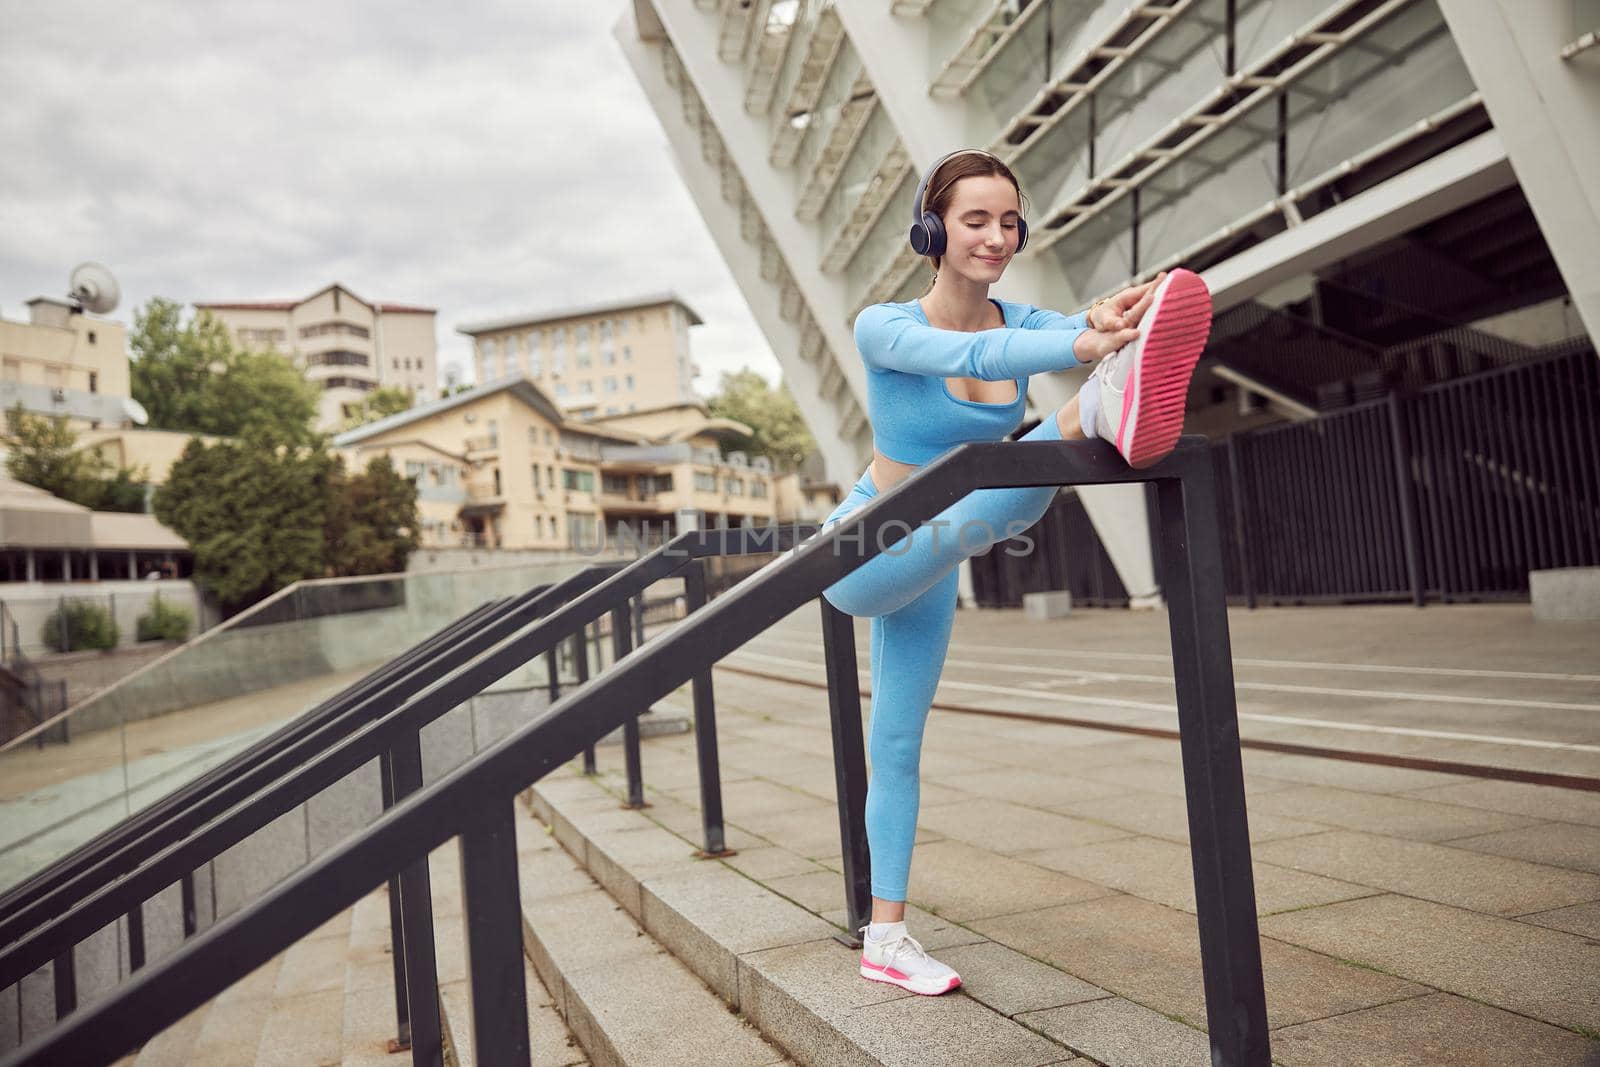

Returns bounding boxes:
[819,148,1212,995]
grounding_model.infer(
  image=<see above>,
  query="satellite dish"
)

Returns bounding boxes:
[68,262,121,315]
[122,397,150,426]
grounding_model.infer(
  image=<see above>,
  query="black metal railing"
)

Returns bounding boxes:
[0,437,1270,1067]
[0,526,814,1059]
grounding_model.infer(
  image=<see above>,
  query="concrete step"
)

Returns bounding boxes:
[512,796,791,1067]
[525,768,1086,1067]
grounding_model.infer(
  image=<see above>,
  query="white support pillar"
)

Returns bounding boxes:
[638,0,871,418]
[616,4,865,488]
[1436,0,1600,347]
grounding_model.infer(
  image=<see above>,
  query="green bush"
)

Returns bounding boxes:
[136,596,192,643]
[40,601,120,653]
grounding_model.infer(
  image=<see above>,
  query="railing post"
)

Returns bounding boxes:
[1385,391,1426,607]
[126,901,145,973]
[458,799,531,1067]
[573,629,596,775]
[388,731,444,1067]
[684,560,731,857]
[611,603,646,808]
[819,598,871,948]
[1155,464,1271,1067]
[180,870,197,938]
[52,945,76,1020]
[378,748,413,1052]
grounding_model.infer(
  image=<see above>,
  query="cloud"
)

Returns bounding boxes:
[0,0,782,393]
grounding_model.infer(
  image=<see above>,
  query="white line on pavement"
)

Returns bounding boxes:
[722,649,1600,755]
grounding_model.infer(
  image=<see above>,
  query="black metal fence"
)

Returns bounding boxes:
[975,346,1600,608]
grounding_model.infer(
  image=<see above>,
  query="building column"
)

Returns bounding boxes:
[26,549,35,583]
[1437,0,1600,346]
[89,552,99,581]
[62,550,71,582]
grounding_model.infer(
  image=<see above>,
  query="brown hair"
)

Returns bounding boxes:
[919,150,1029,289]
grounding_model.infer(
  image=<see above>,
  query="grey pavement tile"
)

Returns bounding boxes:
[1443,821,1600,875]
[1072,757,1305,799]
[340,984,403,1066]
[1051,789,1329,844]
[566,946,788,1067]
[1018,995,1212,1067]
[640,864,838,1004]
[906,839,1114,922]
[1271,992,1600,1067]
[819,903,987,953]
[935,767,1129,809]
[120,1005,209,1067]
[252,988,342,1067]
[916,797,1134,853]
[847,993,1070,1066]
[1240,751,1474,795]
[439,964,587,1067]
[973,894,1426,1029]
[766,868,856,914]
[1519,900,1600,940]
[1250,784,1540,843]
[190,991,276,1067]
[582,825,707,918]
[934,941,1110,1017]
[1402,780,1600,827]
[732,807,854,860]
[1258,894,1600,1033]
[1252,829,1600,917]
[721,845,829,882]
[271,934,348,999]
[718,777,841,817]
[739,940,900,1067]
[1019,836,1373,916]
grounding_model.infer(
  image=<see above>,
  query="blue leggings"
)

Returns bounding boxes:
[818,413,1066,900]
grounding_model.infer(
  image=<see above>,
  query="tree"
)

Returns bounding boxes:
[706,369,815,472]
[154,435,420,614]
[130,298,321,442]
[3,404,150,513]
[154,433,332,613]
[326,454,419,576]
[338,387,414,432]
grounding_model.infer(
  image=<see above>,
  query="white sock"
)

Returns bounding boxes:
[866,920,905,943]
[1078,376,1102,440]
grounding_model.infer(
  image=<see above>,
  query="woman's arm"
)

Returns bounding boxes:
[854,303,1086,380]
[1017,305,1090,333]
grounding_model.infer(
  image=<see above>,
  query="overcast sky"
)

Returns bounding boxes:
[0,0,782,393]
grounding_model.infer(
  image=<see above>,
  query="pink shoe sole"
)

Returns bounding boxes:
[860,958,963,996]
[1115,268,1213,469]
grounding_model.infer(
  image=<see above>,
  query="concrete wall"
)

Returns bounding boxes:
[2,579,200,656]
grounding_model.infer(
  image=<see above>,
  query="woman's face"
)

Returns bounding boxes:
[940,173,1022,284]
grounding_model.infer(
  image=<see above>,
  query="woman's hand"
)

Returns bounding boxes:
[1089,271,1166,332]
[1073,271,1167,363]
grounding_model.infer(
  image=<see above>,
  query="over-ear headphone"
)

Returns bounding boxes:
[907,149,1029,258]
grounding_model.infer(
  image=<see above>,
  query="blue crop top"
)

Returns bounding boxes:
[854,297,1091,465]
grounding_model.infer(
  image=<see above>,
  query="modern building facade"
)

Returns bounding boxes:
[331,378,797,554]
[616,0,1600,602]
[196,284,439,431]
[457,293,704,421]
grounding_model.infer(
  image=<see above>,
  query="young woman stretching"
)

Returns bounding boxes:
[818,149,1213,995]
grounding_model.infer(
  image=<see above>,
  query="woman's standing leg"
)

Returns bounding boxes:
[862,567,960,905]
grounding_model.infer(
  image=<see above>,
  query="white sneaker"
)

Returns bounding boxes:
[859,925,962,996]
[1093,268,1213,468]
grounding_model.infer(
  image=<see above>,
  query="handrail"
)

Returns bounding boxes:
[1,435,1272,1067]
[0,525,816,994]
[0,597,511,919]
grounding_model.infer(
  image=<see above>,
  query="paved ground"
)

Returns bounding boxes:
[595,601,1600,1064]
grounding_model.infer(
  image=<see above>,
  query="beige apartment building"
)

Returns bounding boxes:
[196,283,438,431]
[0,297,135,431]
[332,379,793,553]
[457,293,702,422]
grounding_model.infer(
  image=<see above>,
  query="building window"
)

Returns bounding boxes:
[88,371,98,393]
[751,481,768,499]
[322,377,376,392]
[605,406,620,415]
[487,419,499,447]
[306,349,370,367]
[602,473,630,495]
[405,460,426,480]
[580,380,593,394]
[603,349,616,366]
[546,464,555,487]
[555,382,568,396]
[544,429,553,445]
[300,321,370,340]
[530,354,541,377]
[603,376,617,393]
[562,468,595,493]
[575,323,590,351]
[694,471,716,492]
[622,346,632,363]
[599,319,612,342]
[624,374,634,390]
[566,512,597,546]
[727,478,745,496]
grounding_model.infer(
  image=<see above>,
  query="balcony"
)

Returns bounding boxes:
[744,0,799,115]
[769,4,846,167]
[464,434,500,455]
[794,68,876,220]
